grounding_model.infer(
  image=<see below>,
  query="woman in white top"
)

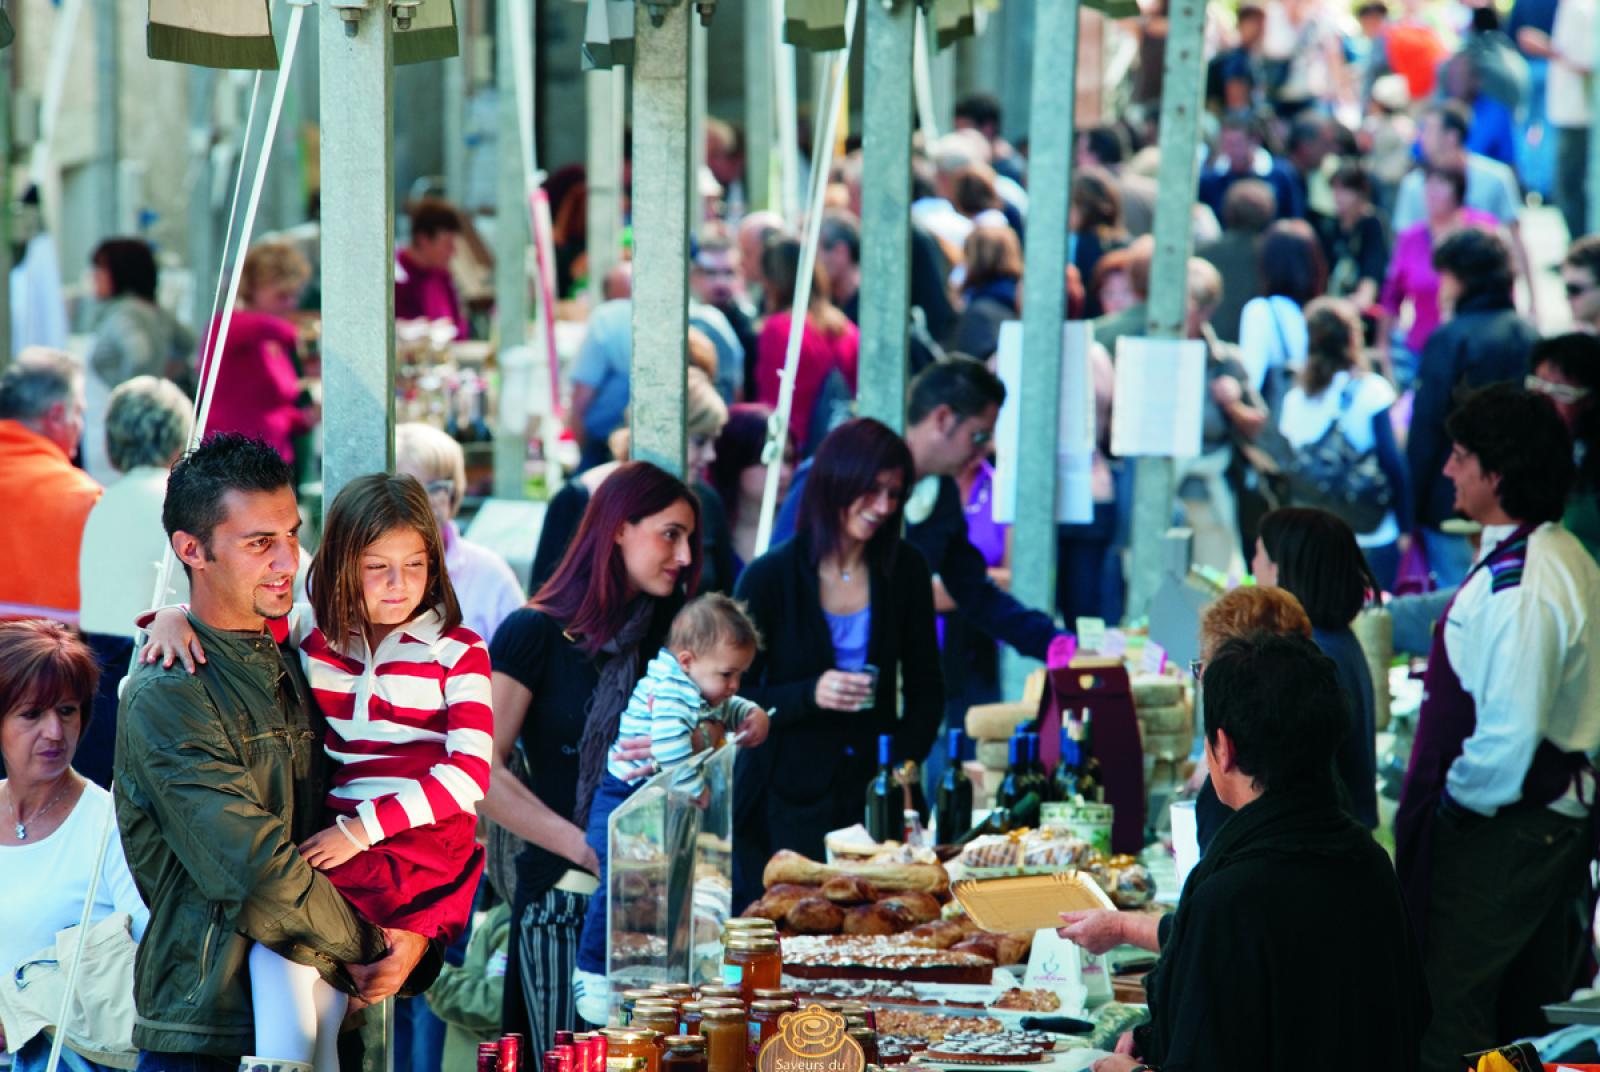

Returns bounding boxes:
[1276,298,1412,589]
[1238,220,1328,413]
[0,620,148,1072]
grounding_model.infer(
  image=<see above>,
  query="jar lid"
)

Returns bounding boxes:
[602,1029,658,1043]
[635,999,680,1009]
[622,990,660,1001]
[700,1007,746,1021]
[698,984,743,997]
[723,917,779,930]
[663,1036,708,1050]
[697,997,745,1008]
[725,937,781,951]
[655,984,696,996]
[837,1002,870,1014]
[751,988,797,1001]
[749,1000,796,1012]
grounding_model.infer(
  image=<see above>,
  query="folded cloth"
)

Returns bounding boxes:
[0,913,138,1070]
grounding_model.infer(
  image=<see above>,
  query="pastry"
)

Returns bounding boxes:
[821,874,881,905]
[901,919,966,950]
[842,902,905,936]
[988,989,1062,1013]
[786,896,846,934]
[780,934,995,984]
[878,890,941,923]
[921,1040,1046,1064]
[762,850,951,896]
[874,1010,1004,1040]
[949,934,1001,961]
[1019,834,1092,870]
[957,836,1020,871]
[996,932,1033,966]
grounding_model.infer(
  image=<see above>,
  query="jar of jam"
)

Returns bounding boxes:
[602,1030,661,1072]
[632,1004,681,1039]
[679,1002,713,1036]
[700,1007,747,1072]
[746,1000,795,1067]
[661,1035,709,1072]
[750,988,796,1005]
[722,936,782,1003]
[847,1028,877,1066]
[621,990,660,1026]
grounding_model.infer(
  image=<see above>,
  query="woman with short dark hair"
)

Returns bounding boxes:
[1070,167,1129,317]
[731,418,943,907]
[1238,219,1328,411]
[1253,506,1381,829]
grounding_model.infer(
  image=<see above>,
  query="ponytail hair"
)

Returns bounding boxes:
[1301,297,1362,397]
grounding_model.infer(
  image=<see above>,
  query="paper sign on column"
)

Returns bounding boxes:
[993,320,1096,525]
[1110,337,1207,458]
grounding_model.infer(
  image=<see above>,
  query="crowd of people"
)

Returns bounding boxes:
[3,0,1600,1070]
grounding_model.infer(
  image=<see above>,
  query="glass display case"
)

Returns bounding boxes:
[607,743,736,1006]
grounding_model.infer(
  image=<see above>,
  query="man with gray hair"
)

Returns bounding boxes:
[0,347,100,621]
[76,375,194,785]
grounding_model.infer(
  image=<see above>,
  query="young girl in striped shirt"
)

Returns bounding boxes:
[143,473,493,1071]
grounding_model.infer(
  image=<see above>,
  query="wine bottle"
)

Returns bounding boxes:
[1052,727,1081,803]
[993,734,1025,812]
[1022,733,1049,799]
[1076,711,1105,803]
[864,735,899,842]
[935,729,973,843]
[1007,790,1042,831]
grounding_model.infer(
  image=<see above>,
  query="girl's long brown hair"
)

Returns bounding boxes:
[308,473,463,650]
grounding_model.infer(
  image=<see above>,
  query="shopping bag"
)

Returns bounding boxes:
[1395,535,1433,596]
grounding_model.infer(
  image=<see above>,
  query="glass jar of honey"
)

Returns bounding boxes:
[746,1000,795,1067]
[722,937,781,1003]
[654,984,697,1001]
[679,1002,713,1036]
[700,1007,747,1072]
[661,1035,708,1072]
[621,990,661,1026]
[602,1030,661,1072]
[632,1004,681,1039]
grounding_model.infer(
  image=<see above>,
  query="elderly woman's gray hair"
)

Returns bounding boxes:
[396,421,467,513]
[105,376,194,472]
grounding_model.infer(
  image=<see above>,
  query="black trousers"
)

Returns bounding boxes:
[1419,803,1592,1072]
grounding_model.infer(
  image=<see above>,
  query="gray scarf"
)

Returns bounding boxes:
[573,598,656,829]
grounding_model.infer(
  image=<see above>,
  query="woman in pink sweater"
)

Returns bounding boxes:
[754,236,859,454]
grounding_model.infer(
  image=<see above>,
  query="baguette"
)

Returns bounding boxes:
[762,850,951,896]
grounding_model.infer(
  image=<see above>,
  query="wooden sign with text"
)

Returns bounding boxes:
[757,1005,865,1072]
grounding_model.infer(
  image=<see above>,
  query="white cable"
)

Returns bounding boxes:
[44,787,116,1072]
[753,0,860,557]
[772,0,802,225]
[912,5,940,144]
[199,72,266,383]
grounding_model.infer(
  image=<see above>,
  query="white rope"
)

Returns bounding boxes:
[912,5,940,144]
[44,786,116,1072]
[198,71,266,386]
[753,0,860,557]
[772,0,802,224]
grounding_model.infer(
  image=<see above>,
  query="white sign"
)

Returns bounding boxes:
[1022,928,1091,1015]
[993,320,1096,525]
[1110,336,1207,458]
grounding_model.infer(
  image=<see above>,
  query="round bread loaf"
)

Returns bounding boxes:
[965,702,1032,742]
[1130,673,1183,707]
[1136,702,1189,735]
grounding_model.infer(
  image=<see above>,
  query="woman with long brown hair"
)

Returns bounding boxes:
[483,462,702,1046]
[753,236,859,455]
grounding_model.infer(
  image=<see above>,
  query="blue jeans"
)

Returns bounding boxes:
[394,993,447,1072]
[575,773,639,974]
[1517,58,1553,200]
[14,1036,124,1072]
[135,1053,238,1072]
[1421,527,1476,590]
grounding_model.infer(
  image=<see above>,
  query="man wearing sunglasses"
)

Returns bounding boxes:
[1560,235,1600,332]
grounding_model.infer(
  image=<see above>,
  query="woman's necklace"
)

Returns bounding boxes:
[5,776,73,840]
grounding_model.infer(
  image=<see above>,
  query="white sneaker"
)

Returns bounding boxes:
[573,967,610,1026]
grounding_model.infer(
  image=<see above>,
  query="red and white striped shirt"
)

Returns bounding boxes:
[284,604,495,847]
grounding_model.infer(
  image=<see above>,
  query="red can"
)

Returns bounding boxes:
[478,1043,502,1072]
[579,1033,608,1072]
[544,1054,563,1072]
[499,1034,525,1072]
[554,1045,576,1072]
[556,1032,577,1048]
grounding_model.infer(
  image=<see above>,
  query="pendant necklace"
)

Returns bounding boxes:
[6,778,71,840]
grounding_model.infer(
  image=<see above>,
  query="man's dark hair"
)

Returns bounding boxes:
[818,213,861,265]
[1080,124,1128,168]
[1426,100,1473,145]
[1285,113,1327,155]
[1219,112,1261,141]
[1446,384,1575,524]
[907,355,1007,426]
[1221,178,1277,232]
[954,93,1002,132]
[409,196,462,240]
[1356,0,1388,16]
[162,433,294,576]
[1203,631,1349,793]
[1258,508,1376,630]
[92,238,159,302]
[1237,2,1266,23]
[1259,219,1328,305]
[1563,234,1600,280]
[1329,161,1373,200]
[1432,226,1512,298]
[1422,163,1467,208]
[1530,333,1600,491]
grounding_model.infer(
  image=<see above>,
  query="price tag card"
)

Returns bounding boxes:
[1140,641,1168,675]
[1075,617,1107,654]
[1103,629,1128,658]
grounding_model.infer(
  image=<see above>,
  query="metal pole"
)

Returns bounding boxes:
[186,68,218,333]
[857,0,914,433]
[495,0,531,498]
[689,17,708,232]
[1005,0,1079,699]
[744,0,774,212]
[1000,0,1033,146]
[586,68,625,307]
[443,13,468,203]
[94,0,119,239]
[1,41,13,367]
[1126,0,1205,621]
[773,0,801,223]
[318,1,397,504]
[926,12,956,135]
[1590,17,1600,233]
[630,0,692,477]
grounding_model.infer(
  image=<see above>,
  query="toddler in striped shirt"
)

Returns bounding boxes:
[142,473,492,1072]
[572,593,770,998]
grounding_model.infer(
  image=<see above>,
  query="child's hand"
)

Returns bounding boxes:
[300,820,369,871]
[735,708,771,749]
[691,720,728,753]
[140,608,207,673]
[694,786,712,811]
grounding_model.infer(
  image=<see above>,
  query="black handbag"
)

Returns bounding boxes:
[1274,380,1393,534]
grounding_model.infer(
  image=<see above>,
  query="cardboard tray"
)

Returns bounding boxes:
[952,873,1115,933]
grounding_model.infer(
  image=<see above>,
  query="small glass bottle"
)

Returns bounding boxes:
[680,1002,712,1036]
[661,1035,709,1072]
[602,1030,661,1072]
[499,1034,525,1072]
[700,1007,747,1072]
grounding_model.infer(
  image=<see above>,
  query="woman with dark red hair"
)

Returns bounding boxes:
[482,461,702,1047]
[731,418,944,907]
[0,619,148,1071]
[709,403,796,575]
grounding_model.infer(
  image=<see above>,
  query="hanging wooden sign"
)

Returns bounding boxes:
[757,1005,866,1072]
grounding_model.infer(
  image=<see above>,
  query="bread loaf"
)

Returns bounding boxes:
[965,702,1032,742]
[975,740,1011,770]
[762,850,951,896]
[902,919,966,949]
[820,874,881,905]
[950,934,1001,960]
[786,897,846,934]
[996,932,1034,966]
[1130,673,1182,707]
[841,902,910,936]
[877,891,941,923]
[752,883,822,919]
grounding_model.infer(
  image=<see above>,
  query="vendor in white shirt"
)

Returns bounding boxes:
[1394,383,1600,1072]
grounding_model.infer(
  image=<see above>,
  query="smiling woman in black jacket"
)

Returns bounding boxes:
[732,419,944,906]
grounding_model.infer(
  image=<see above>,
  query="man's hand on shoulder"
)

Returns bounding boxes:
[349,928,430,1003]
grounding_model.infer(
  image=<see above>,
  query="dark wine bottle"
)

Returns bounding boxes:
[1075,711,1105,803]
[1052,727,1081,803]
[1006,790,1042,831]
[1022,733,1049,799]
[993,734,1025,812]
[935,729,973,843]
[864,734,899,842]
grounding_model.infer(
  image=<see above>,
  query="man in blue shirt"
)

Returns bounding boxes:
[1197,115,1304,222]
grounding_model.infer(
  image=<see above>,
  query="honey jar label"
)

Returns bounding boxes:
[756,1006,864,1072]
[721,963,742,987]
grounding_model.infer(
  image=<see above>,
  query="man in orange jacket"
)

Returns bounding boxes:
[0,348,101,621]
